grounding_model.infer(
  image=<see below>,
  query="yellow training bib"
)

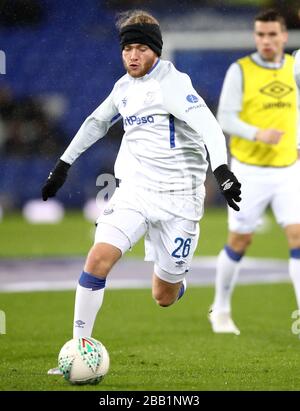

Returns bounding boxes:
[230,54,298,167]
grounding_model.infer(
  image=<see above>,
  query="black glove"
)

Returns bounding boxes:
[42,159,71,201]
[213,164,242,211]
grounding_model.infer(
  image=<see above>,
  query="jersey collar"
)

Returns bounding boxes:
[252,52,285,69]
[146,58,160,75]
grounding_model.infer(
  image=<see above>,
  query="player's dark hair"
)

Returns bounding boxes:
[255,9,287,31]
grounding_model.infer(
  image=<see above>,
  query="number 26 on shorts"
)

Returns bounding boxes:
[171,237,192,258]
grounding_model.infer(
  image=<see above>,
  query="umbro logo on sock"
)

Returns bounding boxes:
[75,320,85,328]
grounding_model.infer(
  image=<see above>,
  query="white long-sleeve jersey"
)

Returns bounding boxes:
[61,59,228,193]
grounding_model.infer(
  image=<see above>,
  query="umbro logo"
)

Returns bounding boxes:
[103,208,114,215]
[175,260,186,266]
[221,179,233,191]
[260,81,293,100]
[75,320,85,328]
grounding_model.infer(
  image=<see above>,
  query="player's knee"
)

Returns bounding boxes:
[85,243,121,277]
[285,226,300,248]
[288,236,300,249]
[85,252,112,277]
[241,236,252,249]
[96,259,112,277]
[229,234,252,253]
[152,291,174,307]
[155,298,173,308]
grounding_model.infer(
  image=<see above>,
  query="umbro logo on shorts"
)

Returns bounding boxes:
[175,260,186,266]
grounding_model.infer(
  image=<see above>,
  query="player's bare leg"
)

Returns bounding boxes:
[84,242,122,277]
[210,231,253,335]
[152,273,186,307]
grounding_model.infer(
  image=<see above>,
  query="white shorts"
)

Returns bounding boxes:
[228,159,300,233]
[95,185,202,283]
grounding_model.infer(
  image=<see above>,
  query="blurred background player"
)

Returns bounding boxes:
[295,48,300,164]
[294,48,300,92]
[41,9,241,373]
[210,9,300,335]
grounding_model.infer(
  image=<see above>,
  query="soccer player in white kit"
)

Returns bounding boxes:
[42,10,241,374]
[209,9,300,335]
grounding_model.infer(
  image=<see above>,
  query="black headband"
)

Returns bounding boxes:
[119,23,163,57]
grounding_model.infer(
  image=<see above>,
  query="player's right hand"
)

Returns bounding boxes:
[255,129,283,145]
[42,159,70,201]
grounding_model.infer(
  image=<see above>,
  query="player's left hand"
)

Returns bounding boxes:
[213,164,241,211]
[41,159,70,201]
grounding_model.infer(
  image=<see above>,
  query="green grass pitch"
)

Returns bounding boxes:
[0,284,300,391]
[0,208,297,390]
[0,208,289,259]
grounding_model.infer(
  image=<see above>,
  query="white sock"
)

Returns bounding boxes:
[212,247,242,313]
[73,283,105,338]
[289,257,300,310]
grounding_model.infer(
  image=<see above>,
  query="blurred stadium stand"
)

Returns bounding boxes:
[0,0,299,209]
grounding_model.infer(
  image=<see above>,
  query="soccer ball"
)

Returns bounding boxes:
[58,337,110,385]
